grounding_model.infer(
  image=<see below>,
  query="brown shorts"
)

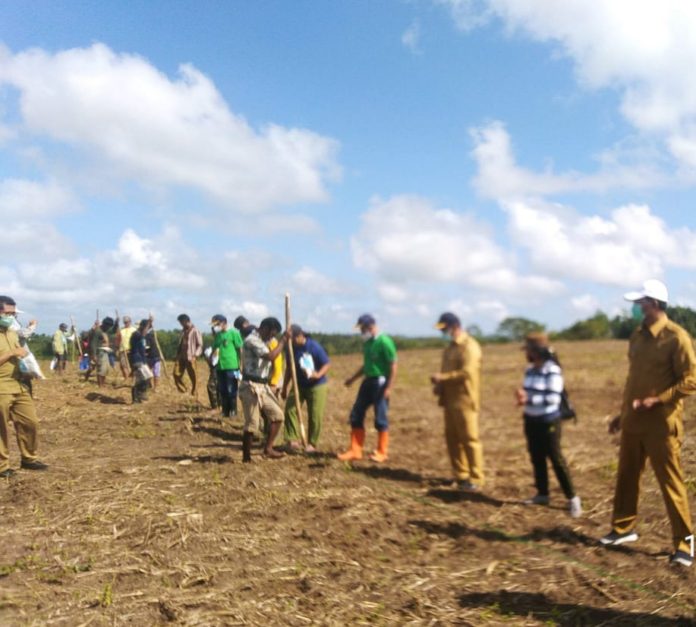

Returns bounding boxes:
[239,381,283,433]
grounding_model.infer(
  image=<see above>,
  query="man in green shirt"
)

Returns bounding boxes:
[339,314,397,463]
[211,314,243,418]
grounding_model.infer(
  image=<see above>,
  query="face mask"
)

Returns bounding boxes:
[0,315,14,328]
[212,325,222,334]
[361,331,372,342]
[631,303,645,322]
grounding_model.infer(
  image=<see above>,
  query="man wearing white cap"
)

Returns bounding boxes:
[600,279,696,568]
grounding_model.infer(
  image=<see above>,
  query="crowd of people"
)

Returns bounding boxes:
[0,277,693,568]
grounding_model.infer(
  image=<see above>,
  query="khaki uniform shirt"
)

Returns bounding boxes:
[621,316,696,434]
[0,329,23,395]
[437,332,482,411]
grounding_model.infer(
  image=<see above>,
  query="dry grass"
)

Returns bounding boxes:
[0,340,694,625]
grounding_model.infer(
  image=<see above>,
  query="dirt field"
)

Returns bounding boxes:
[1,340,695,626]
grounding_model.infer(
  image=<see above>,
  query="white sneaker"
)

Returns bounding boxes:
[569,495,582,518]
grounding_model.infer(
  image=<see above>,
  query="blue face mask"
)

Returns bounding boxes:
[0,314,15,328]
[631,303,645,322]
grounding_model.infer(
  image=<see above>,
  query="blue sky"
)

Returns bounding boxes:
[3,1,696,334]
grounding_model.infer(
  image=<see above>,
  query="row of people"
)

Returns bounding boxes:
[1,278,693,568]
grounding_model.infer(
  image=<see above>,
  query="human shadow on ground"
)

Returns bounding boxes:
[85,392,127,405]
[426,488,509,508]
[192,424,243,442]
[410,519,667,557]
[458,590,692,626]
[351,465,450,486]
[153,454,231,465]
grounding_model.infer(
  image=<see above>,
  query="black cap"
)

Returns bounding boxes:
[434,312,461,329]
[259,317,282,334]
[59,323,68,331]
[355,313,376,328]
[101,316,115,330]
[210,314,227,325]
[233,315,249,331]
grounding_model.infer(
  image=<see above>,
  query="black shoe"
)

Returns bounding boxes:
[0,468,15,478]
[21,460,49,471]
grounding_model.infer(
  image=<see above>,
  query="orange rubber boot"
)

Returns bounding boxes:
[337,428,365,461]
[369,431,389,463]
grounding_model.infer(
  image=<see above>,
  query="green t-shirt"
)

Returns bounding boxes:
[363,334,397,378]
[212,328,243,370]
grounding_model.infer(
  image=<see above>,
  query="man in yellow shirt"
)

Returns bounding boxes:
[601,280,695,568]
[430,312,484,491]
[0,295,48,477]
[116,316,136,379]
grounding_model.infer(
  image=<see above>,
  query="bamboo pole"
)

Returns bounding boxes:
[285,293,307,448]
[149,313,169,379]
[70,315,81,364]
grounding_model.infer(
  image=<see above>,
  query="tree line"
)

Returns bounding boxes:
[24,305,696,360]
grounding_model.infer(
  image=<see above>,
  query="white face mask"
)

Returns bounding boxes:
[361,331,372,342]
[212,325,222,334]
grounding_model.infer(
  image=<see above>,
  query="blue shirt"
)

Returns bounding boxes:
[293,337,329,388]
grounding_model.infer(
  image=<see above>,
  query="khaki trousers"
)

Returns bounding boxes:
[173,358,197,395]
[0,388,39,471]
[444,405,484,483]
[612,429,693,552]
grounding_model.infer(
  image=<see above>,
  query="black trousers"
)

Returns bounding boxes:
[524,417,575,499]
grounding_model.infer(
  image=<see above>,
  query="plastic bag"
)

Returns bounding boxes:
[49,357,58,371]
[19,350,45,380]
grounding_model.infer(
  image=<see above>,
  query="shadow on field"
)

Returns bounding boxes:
[426,488,507,507]
[458,590,692,626]
[153,454,231,465]
[85,392,127,405]
[352,465,449,486]
[411,520,598,548]
[192,424,243,442]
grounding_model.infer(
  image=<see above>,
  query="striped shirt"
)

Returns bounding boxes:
[523,359,563,422]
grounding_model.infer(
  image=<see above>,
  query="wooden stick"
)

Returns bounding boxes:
[149,314,169,379]
[285,293,307,448]
[70,315,81,364]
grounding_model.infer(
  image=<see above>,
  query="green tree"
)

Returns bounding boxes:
[495,317,545,341]
[557,311,611,340]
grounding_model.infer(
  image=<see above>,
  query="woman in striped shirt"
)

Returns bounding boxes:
[515,333,582,518]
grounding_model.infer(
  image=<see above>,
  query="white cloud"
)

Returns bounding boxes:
[291,266,342,294]
[571,294,600,315]
[0,178,78,218]
[0,43,341,212]
[441,2,696,171]
[351,194,562,296]
[0,221,75,260]
[470,121,665,200]
[401,20,422,54]
[504,200,696,286]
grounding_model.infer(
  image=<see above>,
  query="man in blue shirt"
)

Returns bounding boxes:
[282,325,331,453]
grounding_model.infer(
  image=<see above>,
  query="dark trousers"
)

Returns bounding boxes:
[217,369,239,417]
[349,377,389,432]
[524,417,575,499]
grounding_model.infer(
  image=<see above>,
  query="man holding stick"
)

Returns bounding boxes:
[173,314,203,396]
[282,324,331,454]
[239,317,290,462]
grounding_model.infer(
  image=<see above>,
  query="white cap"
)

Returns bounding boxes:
[623,279,668,303]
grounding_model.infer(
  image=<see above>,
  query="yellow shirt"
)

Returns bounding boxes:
[0,330,23,395]
[118,326,137,354]
[437,332,481,411]
[621,316,696,434]
[268,337,284,387]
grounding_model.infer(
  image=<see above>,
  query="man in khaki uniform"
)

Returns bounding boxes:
[430,312,484,491]
[601,279,695,568]
[0,295,48,478]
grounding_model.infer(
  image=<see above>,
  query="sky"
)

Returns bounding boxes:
[3,1,696,334]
